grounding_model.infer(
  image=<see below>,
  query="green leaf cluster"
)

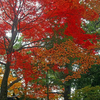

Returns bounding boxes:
[82,17,100,36]
[71,85,100,100]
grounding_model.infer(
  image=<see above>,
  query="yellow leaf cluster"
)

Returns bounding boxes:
[0,69,22,97]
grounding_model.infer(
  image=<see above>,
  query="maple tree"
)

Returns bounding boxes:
[0,0,47,99]
[0,0,100,99]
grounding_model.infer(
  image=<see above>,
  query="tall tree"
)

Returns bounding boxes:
[0,0,48,99]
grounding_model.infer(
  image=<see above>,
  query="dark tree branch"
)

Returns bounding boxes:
[7,77,23,89]
[95,20,100,25]
[19,7,44,32]
[8,0,15,14]
[0,1,13,21]
[14,39,44,51]
[17,0,25,15]
[17,0,22,14]
[0,62,6,65]
[19,5,42,22]
[16,45,45,51]
[46,92,64,95]
[4,36,11,43]
[1,17,12,26]
[3,36,7,51]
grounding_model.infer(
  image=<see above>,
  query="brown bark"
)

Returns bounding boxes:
[64,84,71,100]
[0,62,11,100]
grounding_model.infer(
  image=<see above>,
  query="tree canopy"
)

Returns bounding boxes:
[0,0,100,100]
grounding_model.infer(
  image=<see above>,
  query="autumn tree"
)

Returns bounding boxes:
[18,38,100,99]
[32,38,100,100]
[0,0,99,100]
[0,0,49,99]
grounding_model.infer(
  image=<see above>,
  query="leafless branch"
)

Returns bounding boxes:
[3,36,7,51]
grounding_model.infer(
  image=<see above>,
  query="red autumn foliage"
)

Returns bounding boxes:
[52,64,69,74]
[0,0,100,99]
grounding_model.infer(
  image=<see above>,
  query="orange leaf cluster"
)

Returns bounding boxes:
[81,0,100,15]
[34,39,100,81]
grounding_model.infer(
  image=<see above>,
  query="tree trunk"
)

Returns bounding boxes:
[0,62,11,100]
[64,84,71,100]
[46,71,49,100]
[47,84,49,100]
